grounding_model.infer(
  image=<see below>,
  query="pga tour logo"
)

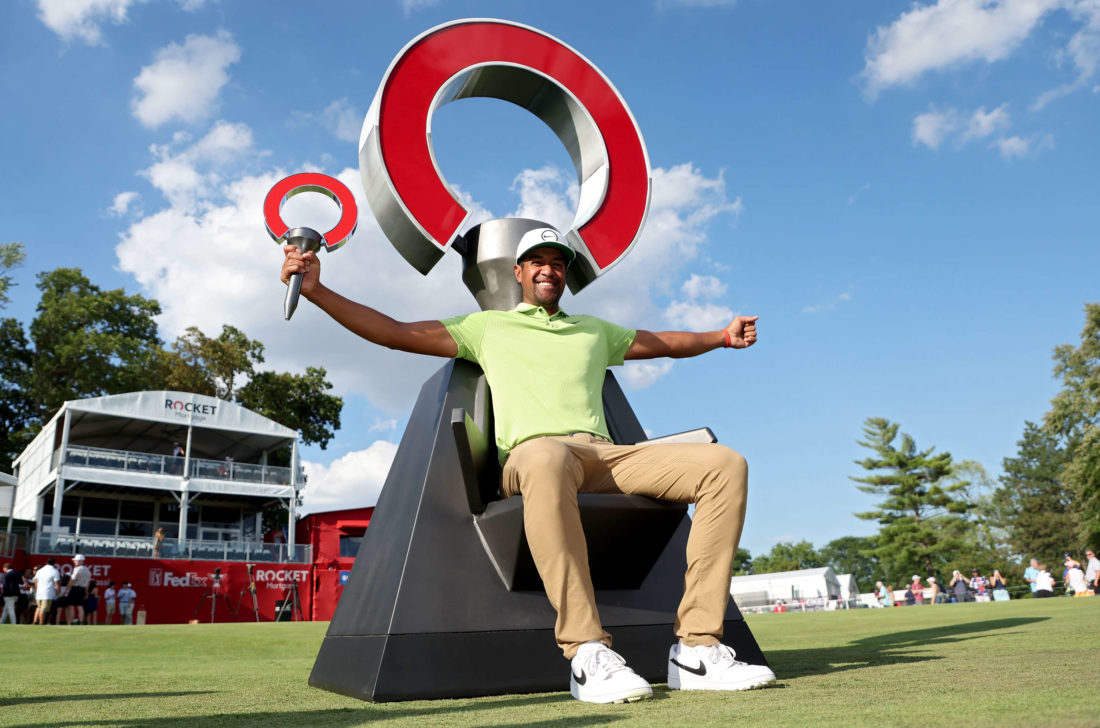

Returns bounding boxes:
[149,568,209,588]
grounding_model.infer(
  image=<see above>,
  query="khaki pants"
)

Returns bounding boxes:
[502,433,748,659]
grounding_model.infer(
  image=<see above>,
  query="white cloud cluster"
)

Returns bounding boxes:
[911,103,1052,157]
[131,30,241,128]
[299,440,397,515]
[911,104,1010,149]
[862,0,1061,94]
[36,0,206,45]
[863,0,1100,107]
[664,274,733,331]
[36,0,137,44]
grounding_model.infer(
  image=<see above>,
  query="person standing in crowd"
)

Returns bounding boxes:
[84,581,99,625]
[171,442,185,475]
[103,581,117,625]
[1,563,22,624]
[1034,563,1056,598]
[117,581,137,625]
[1084,549,1099,591]
[969,569,989,599]
[875,581,893,607]
[909,575,925,605]
[153,527,165,558]
[69,554,91,625]
[20,570,35,623]
[1023,558,1040,594]
[990,570,1009,601]
[1065,559,1090,596]
[32,558,60,625]
[926,576,941,605]
[56,574,73,625]
[950,570,969,603]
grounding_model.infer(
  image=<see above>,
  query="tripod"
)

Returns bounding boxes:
[192,578,236,624]
[236,564,260,622]
[274,580,304,622]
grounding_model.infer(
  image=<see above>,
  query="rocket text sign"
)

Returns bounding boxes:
[360,18,651,293]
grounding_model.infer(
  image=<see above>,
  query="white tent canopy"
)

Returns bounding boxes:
[730,567,842,608]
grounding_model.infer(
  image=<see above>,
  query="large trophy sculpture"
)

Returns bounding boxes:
[303,19,769,701]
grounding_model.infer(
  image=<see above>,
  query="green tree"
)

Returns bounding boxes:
[993,422,1075,565]
[1045,303,1100,547]
[0,242,26,308]
[27,268,163,422]
[238,367,343,449]
[852,417,972,582]
[819,535,880,588]
[751,540,823,574]
[731,547,753,576]
[166,325,266,400]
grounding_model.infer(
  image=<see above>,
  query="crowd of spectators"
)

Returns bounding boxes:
[0,555,138,625]
[870,548,1099,607]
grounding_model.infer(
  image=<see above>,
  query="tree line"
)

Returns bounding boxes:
[0,242,342,470]
[736,303,1100,588]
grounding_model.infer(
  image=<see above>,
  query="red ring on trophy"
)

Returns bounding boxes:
[263,172,358,250]
[360,18,651,293]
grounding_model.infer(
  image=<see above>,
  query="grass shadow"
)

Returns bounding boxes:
[5,692,631,728]
[0,691,215,707]
[768,616,1049,679]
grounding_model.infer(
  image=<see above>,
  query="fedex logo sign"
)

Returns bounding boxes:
[148,568,209,588]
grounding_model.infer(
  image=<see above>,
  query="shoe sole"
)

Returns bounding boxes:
[571,685,654,704]
[668,672,776,691]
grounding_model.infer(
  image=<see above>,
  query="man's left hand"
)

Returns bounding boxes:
[725,316,759,349]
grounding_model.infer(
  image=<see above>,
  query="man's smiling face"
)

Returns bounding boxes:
[514,247,568,313]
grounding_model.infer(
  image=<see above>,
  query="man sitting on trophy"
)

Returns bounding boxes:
[280,226,775,703]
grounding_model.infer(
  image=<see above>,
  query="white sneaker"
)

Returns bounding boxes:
[569,642,653,704]
[668,642,776,691]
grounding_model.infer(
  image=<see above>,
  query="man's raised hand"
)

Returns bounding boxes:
[281,244,321,299]
[725,316,759,349]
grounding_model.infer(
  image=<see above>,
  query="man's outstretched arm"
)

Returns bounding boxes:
[281,245,458,358]
[625,316,758,360]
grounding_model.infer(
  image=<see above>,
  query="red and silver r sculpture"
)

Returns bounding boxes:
[360,17,651,309]
[264,172,358,320]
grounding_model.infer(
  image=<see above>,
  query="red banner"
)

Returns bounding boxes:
[31,556,312,624]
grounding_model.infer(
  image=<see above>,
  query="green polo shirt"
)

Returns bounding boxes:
[442,303,636,463]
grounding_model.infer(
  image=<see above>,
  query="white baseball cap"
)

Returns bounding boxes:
[516,227,576,266]
[73,554,85,562]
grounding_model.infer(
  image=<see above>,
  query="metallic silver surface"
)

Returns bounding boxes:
[283,227,323,320]
[456,219,551,311]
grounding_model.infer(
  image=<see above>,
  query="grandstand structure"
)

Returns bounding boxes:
[11,391,308,564]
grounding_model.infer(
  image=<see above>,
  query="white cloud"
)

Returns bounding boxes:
[912,104,1013,150]
[131,30,241,128]
[681,274,727,301]
[912,107,961,150]
[36,0,208,45]
[802,291,852,314]
[322,98,363,143]
[620,361,674,389]
[961,103,1010,141]
[994,132,1054,158]
[108,190,140,217]
[400,0,441,15]
[862,0,1062,95]
[36,0,136,44]
[299,440,397,515]
[847,182,872,206]
[663,301,735,331]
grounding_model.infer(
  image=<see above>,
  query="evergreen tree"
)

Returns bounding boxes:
[1045,303,1100,546]
[993,422,1075,565]
[851,417,971,582]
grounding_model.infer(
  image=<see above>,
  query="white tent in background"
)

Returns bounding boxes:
[835,573,861,602]
[729,566,842,609]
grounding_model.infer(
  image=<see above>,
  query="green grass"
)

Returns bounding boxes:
[2,598,1098,727]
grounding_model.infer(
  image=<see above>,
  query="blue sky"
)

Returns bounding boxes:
[2,0,1097,560]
